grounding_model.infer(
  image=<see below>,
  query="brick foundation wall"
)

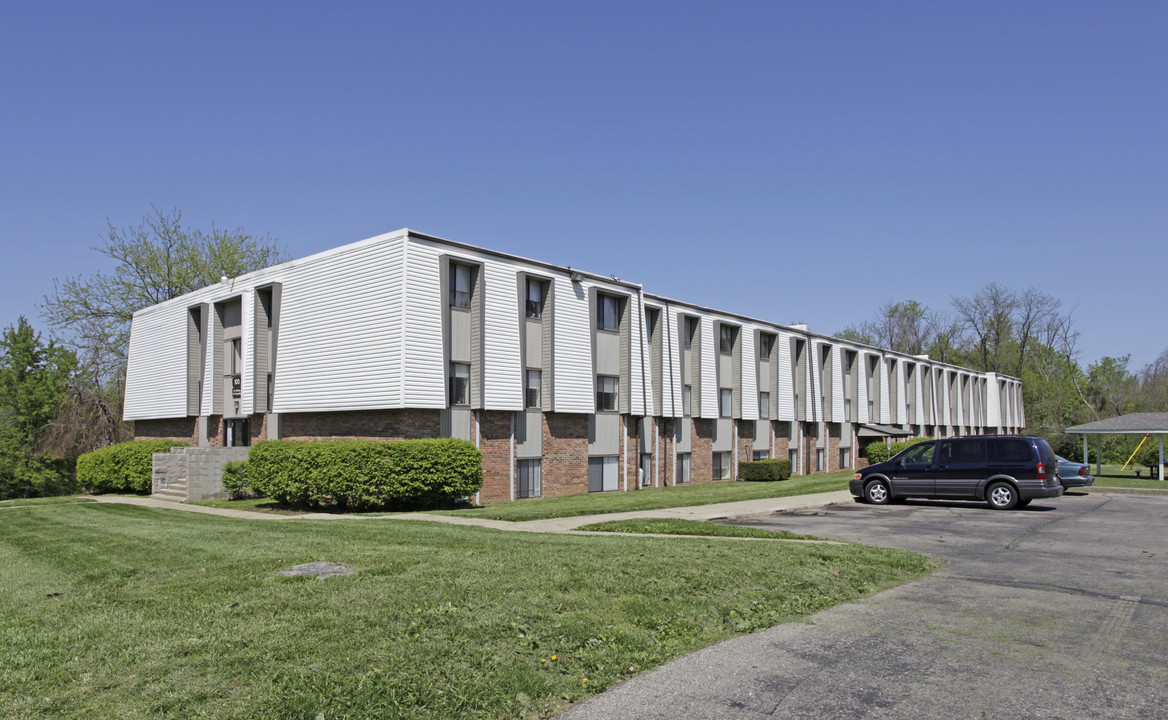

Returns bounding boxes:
[543,412,589,498]
[659,418,675,486]
[738,418,756,474]
[279,409,441,441]
[478,410,513,504]
[691,419,714,484]
[134,418,199,445]
[827,424,841,473]
[773,422,790,467]
[802,422,817,475]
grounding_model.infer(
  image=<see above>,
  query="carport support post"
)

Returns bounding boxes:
[1160,436,1164,481]
[1096,436,1102,477]
[1083,436,1089,466]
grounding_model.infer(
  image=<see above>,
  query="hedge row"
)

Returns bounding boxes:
[738,458,792,482]
[243,438,483,510]
[76,440,188,494]
[864,437,933,464]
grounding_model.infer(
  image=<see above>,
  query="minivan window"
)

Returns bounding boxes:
[898,442,935,464]
[990,438,1032,462]
[940,439,986,464]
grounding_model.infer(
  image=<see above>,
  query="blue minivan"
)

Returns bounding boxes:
[850,435,1064,510]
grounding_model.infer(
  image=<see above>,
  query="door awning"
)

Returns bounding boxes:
[857,424,914,438]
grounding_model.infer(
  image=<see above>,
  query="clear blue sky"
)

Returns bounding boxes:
[2,1,1164,370]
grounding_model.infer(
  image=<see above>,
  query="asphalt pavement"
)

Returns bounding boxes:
[558,492,1168,719]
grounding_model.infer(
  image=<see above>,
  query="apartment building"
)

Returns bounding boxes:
[124,229,1026,503]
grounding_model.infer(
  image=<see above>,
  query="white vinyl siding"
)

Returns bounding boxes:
[877,355,891,424]
[201,308,216,417]
[481,261,523,411]
[399,240,447,408]
[776,331,795,422]
[939,369,952,425]
[894,358,907,425]
[239,290,254,416]
[808,340,823,422]
[913,364,926,426]
[739,327,759,421]
[274,234,411,412]
[629,292,649,416]
[123,302,194,420]
[831,345,845,421]
[856,352,871,424]
[698,317,717,419]
[664,307,685,417]
[552,276,594,413]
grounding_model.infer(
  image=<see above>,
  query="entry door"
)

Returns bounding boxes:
[888,440,936,497]
[934,439,986,498]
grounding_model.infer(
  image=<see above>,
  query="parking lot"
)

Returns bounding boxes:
[560,492,1168,719]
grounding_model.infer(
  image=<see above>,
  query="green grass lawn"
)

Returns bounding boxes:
[0,496,95,508]
[432,471,853,522]
[1,502,932,720]
[574,518,827,541]
[1080,463,1168,490]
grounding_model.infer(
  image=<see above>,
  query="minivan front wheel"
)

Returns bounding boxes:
[987,482,1018,510]
[865,479,891,505]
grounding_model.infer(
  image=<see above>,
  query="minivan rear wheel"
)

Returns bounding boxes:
[987,482,1018,510]
[865,479,891,505]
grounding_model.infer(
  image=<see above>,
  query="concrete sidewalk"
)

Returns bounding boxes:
[88,490,856,532]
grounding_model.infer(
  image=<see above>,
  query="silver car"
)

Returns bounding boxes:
[1056,455,1095,489]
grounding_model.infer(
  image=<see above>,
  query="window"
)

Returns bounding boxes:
[588,456,618,492]
[229,338,242,375]
[449,362,470,406]
[719,388,732,418]
[713,451,731,480]
[684,317,697,349]
[451,264,472,308]
[596,375,618,412]
[224,418,250,447]
[525,278,545,318]
[753,450,769,461]
[759,333,774,360]
[597,294,620,331]
[645,309,658,340]
[720,325,734,354]
[525,369,541,408]
[840,448,851,469]
[759,392,770,419]
[676,453,691,484]
[517,459,541,499]
[682,385,692,416]
[789,449,799,471]
[266,373,273,413]
[816,449,825,472]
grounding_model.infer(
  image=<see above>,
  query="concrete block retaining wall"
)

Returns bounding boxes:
[152,446,251,502]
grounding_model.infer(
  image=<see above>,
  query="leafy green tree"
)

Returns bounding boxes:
[0,317,77,499]
[40,207,287,455]
[1085,355,1138,419]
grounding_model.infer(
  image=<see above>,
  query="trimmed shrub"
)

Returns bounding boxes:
[76,440,188,494]
[246,438,483,510]
[864,437,932,465]
[221,461,255,500]
[739,458,793,482]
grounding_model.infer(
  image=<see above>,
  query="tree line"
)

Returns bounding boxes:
[837,288,1168,461]
[1,208,285,499]
[1,208,1162,498]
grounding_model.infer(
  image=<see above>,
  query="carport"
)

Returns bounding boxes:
[1065,412,1168,479]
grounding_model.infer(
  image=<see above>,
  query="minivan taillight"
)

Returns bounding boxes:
[1036,461,1046,481]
